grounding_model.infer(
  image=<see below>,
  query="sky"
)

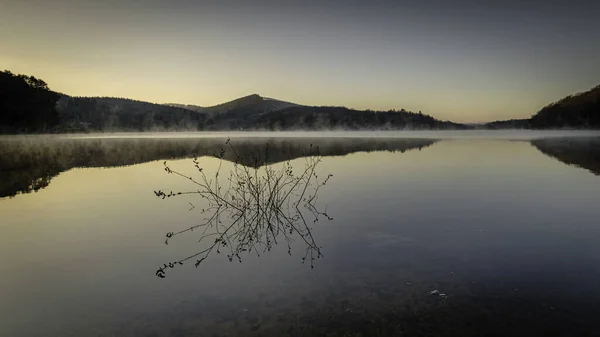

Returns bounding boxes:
[1,0,599,123]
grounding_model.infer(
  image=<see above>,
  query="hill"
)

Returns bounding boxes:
[0,70,61,133]
[530,85,600,128]
[484,85,600,129]
[56,94,467,131]
[1,70,468,132]
[242,105,467,130]
[56,96,206,131]
[483,118,530,129]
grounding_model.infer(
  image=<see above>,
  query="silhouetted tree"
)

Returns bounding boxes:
[0,70,60,133]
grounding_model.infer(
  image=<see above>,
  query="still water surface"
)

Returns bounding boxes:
[1,131,600,336]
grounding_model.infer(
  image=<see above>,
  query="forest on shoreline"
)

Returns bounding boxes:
[1,70,598,134]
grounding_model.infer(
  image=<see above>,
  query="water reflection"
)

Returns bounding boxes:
[3,136,600,336]
[5,138,600,337]
[0,136,437,198]
[531,137,600,175]
[155,140,332,277]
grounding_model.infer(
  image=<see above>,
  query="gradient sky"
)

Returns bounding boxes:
[1,0,599,122]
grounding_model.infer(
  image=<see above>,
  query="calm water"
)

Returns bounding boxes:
[1,131,600,337]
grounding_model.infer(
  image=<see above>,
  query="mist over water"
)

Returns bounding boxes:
[57,129,600,140]
[1,131,600,336]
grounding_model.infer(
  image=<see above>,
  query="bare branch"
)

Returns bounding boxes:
[154,140,333,278]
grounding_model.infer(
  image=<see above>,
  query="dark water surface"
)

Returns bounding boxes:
[1,131,600,337]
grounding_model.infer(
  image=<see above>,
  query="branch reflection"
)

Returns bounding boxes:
[154,139,332,278]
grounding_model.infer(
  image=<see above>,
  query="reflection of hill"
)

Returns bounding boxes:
[530,137,600,175]
[0,137,437,198]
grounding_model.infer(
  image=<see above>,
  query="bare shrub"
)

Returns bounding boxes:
[154,138,333,278]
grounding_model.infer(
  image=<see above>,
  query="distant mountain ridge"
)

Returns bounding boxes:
[200,94,297,115]
[165,94,301,115]
[3,69,598,133]
[54,92,467,131]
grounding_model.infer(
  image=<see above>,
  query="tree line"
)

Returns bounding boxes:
[530,85,600,128]
[0,70,61,133]
[0,71,467,133]
[4,69,596,133]
[485,85,600,129]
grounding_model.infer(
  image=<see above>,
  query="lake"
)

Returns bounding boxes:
[1,131,600,337]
